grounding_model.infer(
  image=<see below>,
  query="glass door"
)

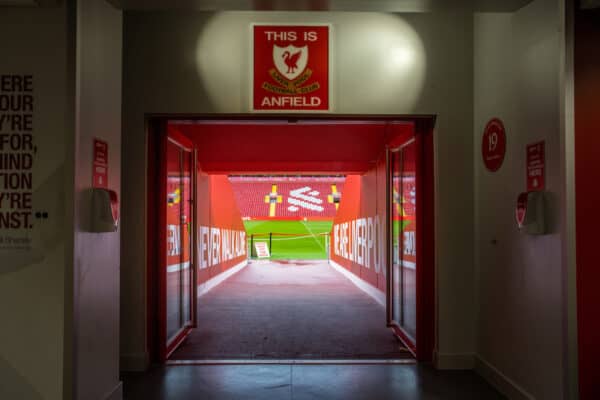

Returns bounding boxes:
[389,139,418,352]
[162,135,195,359]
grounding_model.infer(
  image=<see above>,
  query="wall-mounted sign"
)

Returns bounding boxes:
[527,141,545,191]
[0,74,35,235]
[252,24,330,112]
[481,118,506,172]
[93,139,108,188]
[254,241,270,258]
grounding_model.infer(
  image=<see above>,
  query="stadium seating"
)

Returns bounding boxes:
[229,176,345,219]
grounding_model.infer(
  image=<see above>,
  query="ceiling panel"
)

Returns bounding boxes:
[118,0,533,12]
[0,0,61,6]
[581,0,600,9]
[0,0,37,5]
[170,120,414,174]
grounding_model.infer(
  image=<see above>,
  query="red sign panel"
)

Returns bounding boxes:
[254,242,270,258]
[252,25,330,111]
[481,118,506,172]
[93,138,108,188]
[527,141,545,191]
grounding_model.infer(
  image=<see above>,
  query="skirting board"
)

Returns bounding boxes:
[103,382,123,400]
[197,260,248,297]
[475,356,535,400]
[435,352,475,370]
[329,260,386,307]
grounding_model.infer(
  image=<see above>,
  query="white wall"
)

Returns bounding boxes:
[0,6,71,400]
[0,1,123,400]
[473,1,566,398]
[73,2,123,400]
[121,10,475,370]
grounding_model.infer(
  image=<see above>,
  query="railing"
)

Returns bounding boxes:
[248,232,331,260]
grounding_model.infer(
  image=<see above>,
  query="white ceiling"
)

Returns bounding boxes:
[114,0,534,12]
[0,0,537,12]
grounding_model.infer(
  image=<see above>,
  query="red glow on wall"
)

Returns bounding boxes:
[575,7,600,399]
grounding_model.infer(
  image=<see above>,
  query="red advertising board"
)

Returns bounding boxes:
[527,141,545,191]
[252,24,330,111]
[93,138,108,188]
[481,118,506,172]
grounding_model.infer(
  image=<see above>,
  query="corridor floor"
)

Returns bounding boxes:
[170,260,411,360]
[122,364,505,400]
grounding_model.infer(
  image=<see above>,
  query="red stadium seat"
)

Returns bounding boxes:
[229,176,345,219]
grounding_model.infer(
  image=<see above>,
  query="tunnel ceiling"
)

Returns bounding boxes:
[170,120,414,175]
[114,0,534,12]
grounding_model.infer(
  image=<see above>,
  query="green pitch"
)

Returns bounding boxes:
[244,220,333,260]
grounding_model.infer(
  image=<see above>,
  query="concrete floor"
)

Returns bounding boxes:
[170,260,410,360]
[122,364,506,399]
[130,261,505,399]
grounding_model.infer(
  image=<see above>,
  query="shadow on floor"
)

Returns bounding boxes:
[121,364,506,400]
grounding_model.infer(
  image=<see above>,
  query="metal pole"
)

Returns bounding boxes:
[250,234,254,259]
[269,232,272,255]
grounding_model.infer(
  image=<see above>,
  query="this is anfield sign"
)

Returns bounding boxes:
[252,24,330,111]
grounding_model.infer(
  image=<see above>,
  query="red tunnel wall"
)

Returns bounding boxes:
[330,155,388,292]
[167,124,248,286]
[196,174,247,285]
[168,120,416,292]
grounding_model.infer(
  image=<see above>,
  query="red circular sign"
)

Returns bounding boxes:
[481,118,506,172]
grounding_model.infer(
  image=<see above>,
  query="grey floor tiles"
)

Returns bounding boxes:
[122,364,506,400]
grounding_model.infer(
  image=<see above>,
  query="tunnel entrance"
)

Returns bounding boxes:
[147,117,435,364]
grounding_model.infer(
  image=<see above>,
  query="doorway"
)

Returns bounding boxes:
[147,116,435,363]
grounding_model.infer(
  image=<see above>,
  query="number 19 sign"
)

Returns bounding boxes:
[481,118,506,172]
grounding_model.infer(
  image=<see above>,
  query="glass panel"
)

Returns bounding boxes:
[400,141,417,340]
[181,149,193,325]
[166,141,183,341]
[391,150,403,325]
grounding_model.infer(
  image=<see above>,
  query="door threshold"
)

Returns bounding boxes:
[166,358,416,366]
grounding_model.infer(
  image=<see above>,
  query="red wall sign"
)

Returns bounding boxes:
[252,24,330,111]
[527,141,545,191]
[481,118,506,172]
[516,192,528,228]
[93,138,108,188]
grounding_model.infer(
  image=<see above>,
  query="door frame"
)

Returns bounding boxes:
[384,119,435,363]
[386,137,417,355]
[163,132,197,359]
[145,114,435,364]
[148,121,198,362]
[385,119,434,362]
